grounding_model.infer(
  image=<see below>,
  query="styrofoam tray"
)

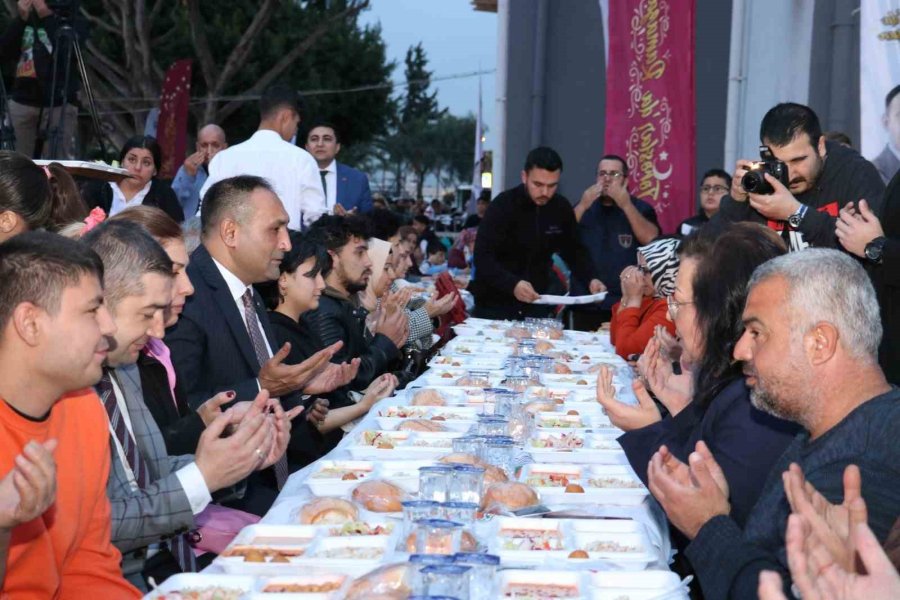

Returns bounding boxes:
[143,574,256,598]
[519,464,648,506]
[251,573,349,599]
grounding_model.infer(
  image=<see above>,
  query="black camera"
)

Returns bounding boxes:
[741,146,789,195]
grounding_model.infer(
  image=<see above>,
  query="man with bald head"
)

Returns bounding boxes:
[172,124,228,217]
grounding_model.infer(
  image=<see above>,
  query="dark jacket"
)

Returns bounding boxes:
[82,178,185,223]
[718,140,885,251]
[0,14,84,106]
[470,184,597,310]
[165,244,324,514]
[300,287,400,391]
[872,170,900,384]
[268,310,353,453]
[685,388,900,600]
[136,351,205,457]
[618,377,798,529]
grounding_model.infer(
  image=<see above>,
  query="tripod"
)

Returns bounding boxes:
[0,74,16,151]
[33,12,107,159]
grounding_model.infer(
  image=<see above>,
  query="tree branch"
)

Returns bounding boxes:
[184,0,216,91]
[79,7,120,37]
[209,0,279,98]
[216,0,368,122]
[84,39,130,83]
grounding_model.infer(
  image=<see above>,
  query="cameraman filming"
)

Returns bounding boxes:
[0,0,84,158]
[718,102,885,251]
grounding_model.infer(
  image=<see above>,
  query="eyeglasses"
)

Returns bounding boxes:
[666,295,694,318]
[700,184,729,194]
[597,170,624,179]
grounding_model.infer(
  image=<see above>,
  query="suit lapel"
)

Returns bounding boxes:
[193,245,263,371]
[111,367,163,480]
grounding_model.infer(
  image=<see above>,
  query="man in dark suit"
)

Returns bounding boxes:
[165,175,359,513]
[873,84,900,185]
[306,121,374,215]
[83,220,288,588]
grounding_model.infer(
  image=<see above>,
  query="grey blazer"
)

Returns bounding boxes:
[873,145,900,185]
[103,365,195,554]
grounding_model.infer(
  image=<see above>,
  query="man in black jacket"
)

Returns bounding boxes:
[0,0,85,158]
[718,102,885,251]
[303,214,408,391]
[834,170,900,384]
[470,146,605,320]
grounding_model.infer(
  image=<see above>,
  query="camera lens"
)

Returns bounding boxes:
[741,171,765,193]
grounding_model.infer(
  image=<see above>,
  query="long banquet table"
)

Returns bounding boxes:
[155,317,690,599]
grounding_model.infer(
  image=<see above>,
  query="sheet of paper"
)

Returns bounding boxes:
[533,292,608,305]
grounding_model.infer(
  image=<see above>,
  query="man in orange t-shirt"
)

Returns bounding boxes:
[0,232,140,599]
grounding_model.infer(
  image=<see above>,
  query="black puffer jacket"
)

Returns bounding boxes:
[300,287,400,391]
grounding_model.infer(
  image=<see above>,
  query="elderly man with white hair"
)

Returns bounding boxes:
[644,248,900,600]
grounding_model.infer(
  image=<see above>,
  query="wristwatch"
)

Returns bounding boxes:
[865,236,887,265]
[787,204,808,228]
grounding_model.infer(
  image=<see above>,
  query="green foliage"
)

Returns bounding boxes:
[79,0,393,160]
[372,43,474,198]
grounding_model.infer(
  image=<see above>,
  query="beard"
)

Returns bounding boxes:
[346,280,367,295]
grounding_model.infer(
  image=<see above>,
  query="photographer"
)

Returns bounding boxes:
[718,102,885,251]
[0,0,84,158]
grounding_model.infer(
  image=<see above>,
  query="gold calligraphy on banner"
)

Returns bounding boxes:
[877,8,900,40]
[624,0,674,210]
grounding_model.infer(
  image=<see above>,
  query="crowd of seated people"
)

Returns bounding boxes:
[1,94,900,600]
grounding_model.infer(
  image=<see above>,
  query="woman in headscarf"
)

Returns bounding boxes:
[609,237,680,358]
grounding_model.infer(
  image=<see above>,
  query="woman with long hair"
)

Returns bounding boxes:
[597,223,799,527]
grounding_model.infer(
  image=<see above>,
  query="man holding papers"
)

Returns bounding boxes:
[470,147,605,320]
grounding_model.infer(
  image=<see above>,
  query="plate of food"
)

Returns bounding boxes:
[306,461,377,496]
[498,570,586,599]
[143,574,256,599]
[519,464,647,506]
[528,432,626,464]
[253,574,349,599]
[491,518,569,564]
[215,525,317,574]
[346,430,410,458]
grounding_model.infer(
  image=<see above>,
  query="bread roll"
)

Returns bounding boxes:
[480,482,539,513]
[397,419,447,432]
[298,497,359,525]
[411,389,446,406]
[438,452,480,466]
[344,563,411,600]
[351,480,406,512]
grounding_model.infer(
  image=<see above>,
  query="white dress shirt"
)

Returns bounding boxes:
[320,159,337,211]
[211,257,274,361]
[106,369,212,515]
[199,129,326,229]
[109,180,152,217]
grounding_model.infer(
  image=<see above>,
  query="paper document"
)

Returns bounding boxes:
[533,292,607,305]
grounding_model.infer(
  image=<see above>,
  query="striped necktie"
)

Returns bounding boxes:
[241,288,290,488]
[97,369,198,572]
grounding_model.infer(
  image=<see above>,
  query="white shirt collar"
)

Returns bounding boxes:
[210,255,250,302]
[251,129,287,144]
[322,159,337,174]
[889,141,900,164]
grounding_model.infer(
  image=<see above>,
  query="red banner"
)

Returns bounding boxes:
[156,59,193,180]
[603,0,695,235]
